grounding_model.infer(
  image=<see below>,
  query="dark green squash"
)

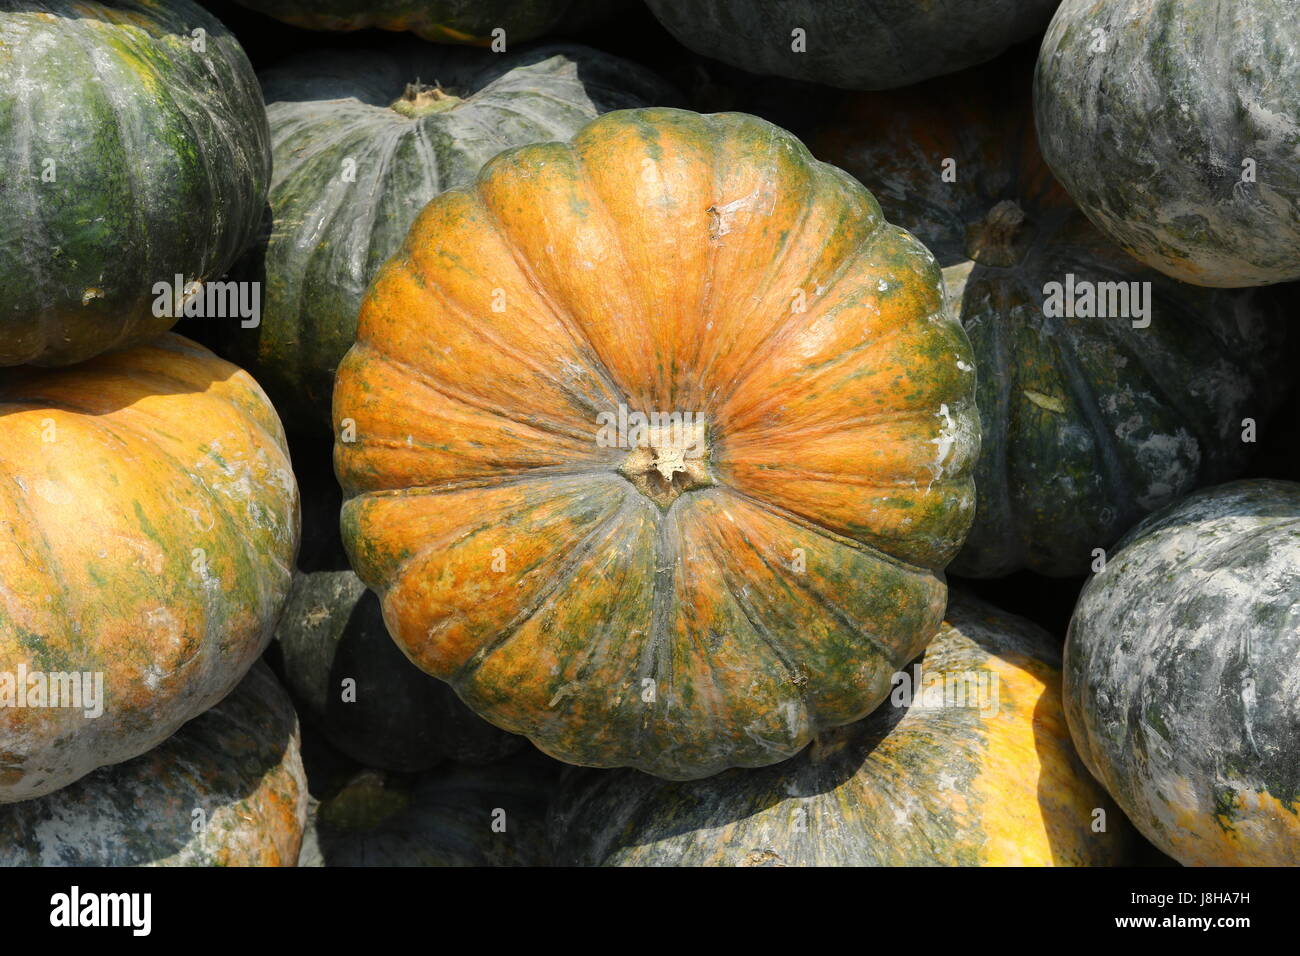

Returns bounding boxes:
[813,59,1293,577]
[0,0,269,366]
[232,0,620,45]
[643,0,1060,91]
[1035,0,1300,286]
[0,663,306,867]
[549,593,1136,866]
[214,43,675,432]
[1066,480,1300,866]
[299,750,559,866]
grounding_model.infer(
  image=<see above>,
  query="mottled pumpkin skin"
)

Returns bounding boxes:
[275,567,523,771]
[549,593,1134,866]
[815,62,1292,578]
[299,751,558,866]
[216,45,675,432]
[0,0,270,365]
[334,107,979,780]
[0,334,299,802]
[643,0,1060,91]
[1035,0,1300,287]
[0,663,306,867]
[1066,481,1300,866]
[233,0,616,45]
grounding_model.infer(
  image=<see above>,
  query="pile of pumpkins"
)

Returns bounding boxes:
[0,0,1295,867]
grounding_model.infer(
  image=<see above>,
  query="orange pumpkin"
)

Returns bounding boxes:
[334,107,979,780]
[0,334,299,801]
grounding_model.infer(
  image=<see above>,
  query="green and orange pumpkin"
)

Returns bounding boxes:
[549,593,1136,866]
[0,334,299,802]
[0,663,306,866]
[1035,0,1300,286]
[813,59,1292,577]
[1066,480,1300,866]
[0,0,270,365]
[334,107,979,780]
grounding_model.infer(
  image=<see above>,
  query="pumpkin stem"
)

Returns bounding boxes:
[618,418,714,510]
[390,80,464,118]
[964,199,1029,267]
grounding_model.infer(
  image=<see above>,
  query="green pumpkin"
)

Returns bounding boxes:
[549,593,1135,866]
[1066,480,1300,866]
[813,59,1293,577]
[213,43,675,432]
[232,0,620,45]
[0,664,306,867]
[643,0,1060,91]
[1035,0,1300,287]
[0,0,269,366]
[299,750,559,866]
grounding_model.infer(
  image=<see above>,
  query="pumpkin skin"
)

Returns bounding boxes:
[643,0,1061,91]
[334,107,980,780]
[0,0,270,366]
[216,44,676,432]
[814,61,1292,578]
[232,0,617,45]
[0,663,305,866]
[549,593,1135,866]
[0,334,299,803]
[1035,0,1300,287]
[299,750,559,866]
[1066,480,1300,866]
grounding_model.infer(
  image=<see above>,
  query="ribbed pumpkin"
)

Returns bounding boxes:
[643,0,1061,91]
[814,59,1292,578]
[549,593,1135,866]
[1066,480,1300,866]
[232,0,617,45]
[0,663,305,866]
[0,334,299,802]
[334,107,980,780]
[274,479,522,771]
[299,751,558,867]
[0,0,270,366]
[1035,0,1300,287]
[215,44,675,431]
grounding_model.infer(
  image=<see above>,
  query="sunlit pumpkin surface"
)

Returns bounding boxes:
[549,594,1135,866]
[335,107,979,780]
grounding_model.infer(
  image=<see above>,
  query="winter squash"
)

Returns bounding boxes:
[642,0,1061,91]
[299,750,558,866]
[274,480,523,771]
[0,663,306,866]
[0,334,299,802]
[1066,480,1300,866]
[549,593,1135,866]
[0,1,270,366]
[814,59,1292,578]
[232,0,619,46]
[1035,0,1300,287]
[334,106,980,780]
[215,44,676,432]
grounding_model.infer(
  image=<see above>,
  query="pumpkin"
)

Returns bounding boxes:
[0,662,306,866]
[232,0,620,46]
[334,106,980,780]
[214,44,676,432]
[549,593,1135,866]
[273,477,523,771]
[0,334,299,802]
[299,749,559,866]
[1065,480,1300,866]
[813,58,1293,578]
[1035,0,1300,287]
[642,0,1061,91]
[0,0,270,366]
